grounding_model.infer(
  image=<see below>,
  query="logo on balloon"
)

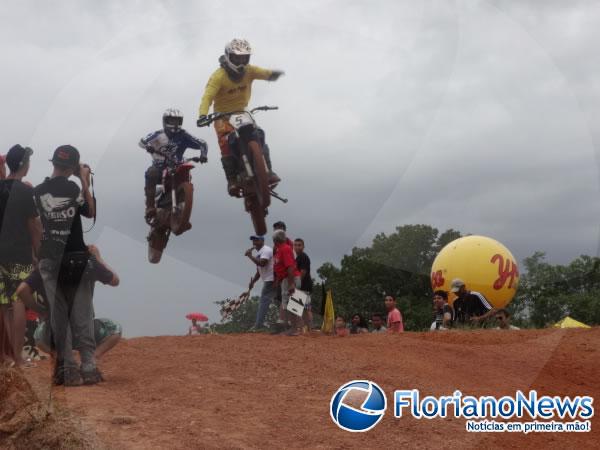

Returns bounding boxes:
[490,253,519,290]
[330,380,387,432]
[431,270,445,289]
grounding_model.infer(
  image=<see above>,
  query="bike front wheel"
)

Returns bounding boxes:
[170,182,194,236]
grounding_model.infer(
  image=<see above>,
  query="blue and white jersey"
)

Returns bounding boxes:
[139,129,207,166]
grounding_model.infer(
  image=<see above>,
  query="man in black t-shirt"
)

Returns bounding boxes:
[0,144,42,367]
[34,145,100,386]
[294,238,313,329]
[451,278,496,326]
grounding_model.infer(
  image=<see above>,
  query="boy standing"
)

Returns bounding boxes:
[384,295,404,333]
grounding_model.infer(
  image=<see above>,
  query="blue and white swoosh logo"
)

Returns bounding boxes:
[330,380,387,432]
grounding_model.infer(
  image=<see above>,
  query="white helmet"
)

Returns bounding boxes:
[224,38,252,75]
[163,108,183,135]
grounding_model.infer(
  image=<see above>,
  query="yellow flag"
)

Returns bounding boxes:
[321,289,335,334]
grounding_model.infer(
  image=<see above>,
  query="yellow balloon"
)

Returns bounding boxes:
[430,235,519,308]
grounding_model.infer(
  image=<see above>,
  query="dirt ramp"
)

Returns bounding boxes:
[0,368,99,449]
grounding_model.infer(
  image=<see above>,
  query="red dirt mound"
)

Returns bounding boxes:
[25,328,600,449]
[0,367,98,449]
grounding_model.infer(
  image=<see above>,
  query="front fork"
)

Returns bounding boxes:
[242,153,254,178]
[171,184,177,215]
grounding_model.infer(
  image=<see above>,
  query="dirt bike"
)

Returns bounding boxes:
[147,151,203,263]
[197,106,287,236]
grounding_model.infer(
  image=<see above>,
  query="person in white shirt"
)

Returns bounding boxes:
[245,235,275,330]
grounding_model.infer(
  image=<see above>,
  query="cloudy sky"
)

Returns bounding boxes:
[2,0,599,336]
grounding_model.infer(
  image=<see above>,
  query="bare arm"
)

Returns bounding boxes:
[442,312,453,328]
[388,321,402,333]
[78,166,95,219]
[26,216,42,259]
[286,266,296,294]
[88,245,120,286]
[16,282,47,317]
[471,308,496,323]
[248,270,260,291]
[245,249,268,267]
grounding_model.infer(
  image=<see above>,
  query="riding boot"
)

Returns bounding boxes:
[263,144,281,185]
[221,156,240,196]
[144,186,156,223]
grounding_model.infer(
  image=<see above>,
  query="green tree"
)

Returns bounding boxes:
[316,224,462,330]
[512,252,600,327]
[212,296,278,333]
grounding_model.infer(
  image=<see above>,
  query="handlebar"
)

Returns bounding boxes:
[148,149,204,165]
[251,106,279,113]
[196,106,278,127]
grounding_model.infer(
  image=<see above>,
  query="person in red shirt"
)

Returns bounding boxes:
[385,295,404,333]
[272,229,301,335]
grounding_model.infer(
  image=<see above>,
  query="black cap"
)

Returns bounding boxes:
[50,145,80,169]
[249,235,265,241]
[6,145,33,172]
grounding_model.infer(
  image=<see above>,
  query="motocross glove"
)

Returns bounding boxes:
[197,115,208,127]
[269,70,285,81]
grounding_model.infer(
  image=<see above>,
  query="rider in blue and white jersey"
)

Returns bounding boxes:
[139,109,207,223]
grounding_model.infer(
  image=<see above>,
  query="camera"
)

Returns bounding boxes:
[74,163,91,177]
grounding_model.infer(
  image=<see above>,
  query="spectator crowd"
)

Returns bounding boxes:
[0,144,122,386]
[241,224,519,337]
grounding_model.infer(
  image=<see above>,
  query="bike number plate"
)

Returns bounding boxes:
[229,113,254,130]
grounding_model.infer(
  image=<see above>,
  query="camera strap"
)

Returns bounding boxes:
[84,171,96,233]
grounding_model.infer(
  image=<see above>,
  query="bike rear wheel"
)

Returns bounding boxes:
[246,197,268,236]
[170,182,193,236]
[248,141,271,209]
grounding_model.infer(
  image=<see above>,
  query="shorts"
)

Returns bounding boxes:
[0,263,33,306]
[303,293,312,311]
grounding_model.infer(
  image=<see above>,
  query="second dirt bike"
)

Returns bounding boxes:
[147,151,203,263]
[197,106,287,235]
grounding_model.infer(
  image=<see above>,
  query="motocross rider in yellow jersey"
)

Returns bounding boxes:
[197,38,284,196]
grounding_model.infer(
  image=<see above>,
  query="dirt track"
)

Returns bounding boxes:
[24,328,600,449]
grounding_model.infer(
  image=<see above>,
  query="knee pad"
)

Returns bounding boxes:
[145,166,162,187]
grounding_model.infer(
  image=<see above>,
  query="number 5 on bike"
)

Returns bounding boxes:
[197,106,287,235]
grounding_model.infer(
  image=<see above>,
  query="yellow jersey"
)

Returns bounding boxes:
[198,65,272,116]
